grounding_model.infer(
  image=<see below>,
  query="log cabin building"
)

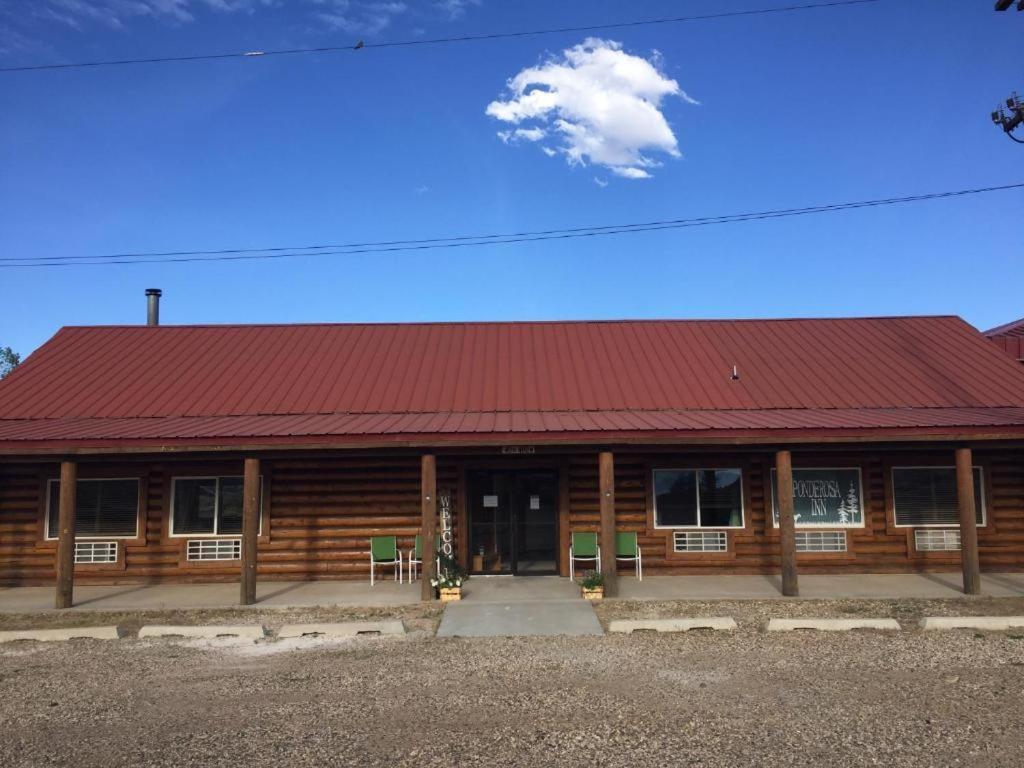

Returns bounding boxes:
[3,297,1024,606]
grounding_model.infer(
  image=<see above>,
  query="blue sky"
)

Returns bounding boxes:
[0,1,1021,358]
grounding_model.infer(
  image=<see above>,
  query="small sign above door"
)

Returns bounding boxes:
[501,446,536,455]
[483,495,499,508]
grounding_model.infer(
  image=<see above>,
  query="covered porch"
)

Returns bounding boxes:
[1,440,1005,610]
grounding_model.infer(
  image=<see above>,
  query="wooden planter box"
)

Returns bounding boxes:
[582,587,604,601]
[439,587,462,602]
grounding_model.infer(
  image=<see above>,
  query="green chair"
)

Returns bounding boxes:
[407,534,442,583]
[616,532,642,581]
[569,531,600,580]
[370,536,402,586]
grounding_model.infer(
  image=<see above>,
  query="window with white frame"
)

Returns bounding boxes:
[171,476,262,537]
[46,478,139,539]
[653,469,744,528]
[892,467,984,528]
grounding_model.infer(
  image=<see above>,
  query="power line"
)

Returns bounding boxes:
[3,181,1021,269]
[4,182,1022,265]
[0,0,881,74]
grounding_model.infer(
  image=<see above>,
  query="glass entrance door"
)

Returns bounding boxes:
[467,470,559,575]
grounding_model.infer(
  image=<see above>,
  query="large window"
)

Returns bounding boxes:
[171,476,261,536]
[770,468,864,528]
[46,478,140,539]
[892,467,984,528]
[653,469,744,528]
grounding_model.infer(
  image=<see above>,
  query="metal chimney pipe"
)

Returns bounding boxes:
[145,288,162,326]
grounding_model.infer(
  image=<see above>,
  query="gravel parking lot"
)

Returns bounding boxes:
[2,599,1024,767]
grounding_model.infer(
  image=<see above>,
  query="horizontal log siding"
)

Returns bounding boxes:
[0,457,457,586]
[0,448,1022,584]
[0,464,49,585]
[263,457,457,580]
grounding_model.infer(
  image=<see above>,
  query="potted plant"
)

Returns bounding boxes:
[432,553,466,602]
[580,570,604,601]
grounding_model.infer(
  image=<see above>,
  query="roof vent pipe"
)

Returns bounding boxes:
[145,288,162,326]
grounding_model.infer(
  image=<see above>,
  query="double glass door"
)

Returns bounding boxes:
[467,470,558,575]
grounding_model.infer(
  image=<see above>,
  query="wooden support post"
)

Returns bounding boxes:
[775,450,799,597]
[55,460,77,610]
[239,457,260,606]
[956,447,981,596]
[421,454,438,601]
[598,451,618,598]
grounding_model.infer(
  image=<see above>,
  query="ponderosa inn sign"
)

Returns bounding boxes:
[771,468,864,527]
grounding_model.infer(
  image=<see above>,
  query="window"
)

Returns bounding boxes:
[892,467,984,528]
[171,476,261,536]
[187,539,242,561]
[770,468,864,528]
[673,530,728,552]
[653,469,744,528]
[796,531,847,553]
[46,478,139,539]
[75,541,119,564]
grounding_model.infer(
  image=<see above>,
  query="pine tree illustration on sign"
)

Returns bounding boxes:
[837,482,859,525]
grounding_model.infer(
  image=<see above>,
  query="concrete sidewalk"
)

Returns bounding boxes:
[0,579,419,613]
[4,572,1024,614]
[438,576,602,637]
[614,572,1024,601]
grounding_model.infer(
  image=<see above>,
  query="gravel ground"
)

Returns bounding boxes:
[595,595,1024,629]
[0,604,443,634]
[2,598,1024,767]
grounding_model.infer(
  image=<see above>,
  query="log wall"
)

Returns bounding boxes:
[0,447,1021,585]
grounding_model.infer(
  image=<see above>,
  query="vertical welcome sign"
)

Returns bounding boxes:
[439,493,454,557]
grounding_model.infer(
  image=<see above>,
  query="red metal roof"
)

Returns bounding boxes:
[3,316,1024,451]
[985,317,1024,363]
[985,317,1024,338]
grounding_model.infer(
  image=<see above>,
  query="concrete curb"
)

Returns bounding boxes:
[609,618,737,633]
[767,618,901,632]
[277,621,405,639]
[919,616,1024,631]
[138,625,265,640]
[0,626,120,643]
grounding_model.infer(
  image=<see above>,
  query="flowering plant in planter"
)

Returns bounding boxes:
[432,552,466,601]
[580,570,604,600]
[431,572,464,590]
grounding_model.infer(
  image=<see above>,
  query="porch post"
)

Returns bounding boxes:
[421,454,438,601]
[956,447,981,596]
[774,450,799,597]
[240,457,260,606]
[598,451,618,597]
[55,460,77,610]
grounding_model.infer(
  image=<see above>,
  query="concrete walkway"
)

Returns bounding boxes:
[615,572,1024,601]
[0,580,419,613]
[4,572,1024,614]
[437,576,603,637]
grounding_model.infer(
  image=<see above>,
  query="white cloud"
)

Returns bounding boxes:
[5,0,466,40]
[486,38,695,180]
[593,177,608,188]
[31,0,261,29]
[436,0,479,19]
[313,0,407,36]
[610,166,651,180]
[497,126,546,144]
